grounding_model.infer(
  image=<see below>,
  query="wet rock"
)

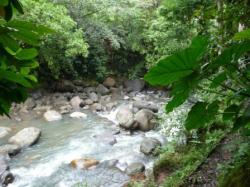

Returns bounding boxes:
[59,105,72,114]
[91,103,102,111]
[124,79,145,92]
[54,80,75,92]
[84,98,94,105]
[0,154,14,186]
[140,138,161,155]
[105,102,117,111]
[70,96,83,110]
[0,127,11,139]
[84,87,96,94]
[135,109,155,131]
[99,159,118,168]
[94,132,117,145]
[24,98,36,110]
[116,105,135,130]
[125,162,145,175]
[103,77,116,87]
[70,112,87,119]
[43,110,62,121]
[8,127,41,148]
[0,144,21,156]
[96,84,110,95]
[89,92,98,103]
[133,101,158,112]
[70,158,99,169]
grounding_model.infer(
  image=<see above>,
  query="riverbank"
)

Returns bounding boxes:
[0,77,178,187]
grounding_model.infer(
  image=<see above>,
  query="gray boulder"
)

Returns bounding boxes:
[140,138,161,155]
[135,109,155,131]
[9,127,41,148]
[116,105,135,130]
[133,101,158,112]
[84,98,94,105]
[125,162,145,175]
[91,103,102,111]
[94,132,117,145]
[124,79,145,92]
[0,127,11,139]
[70,96,83,110]
[89,92,98,103]
[0,144,21,156]
[24,98,36,110]
[84,87,96,94]
[43,110,62,121]
[54,80,75,92]
[103,77,116,87]
[96,84,110,95]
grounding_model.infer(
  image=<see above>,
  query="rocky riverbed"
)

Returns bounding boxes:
[0,78,173,187]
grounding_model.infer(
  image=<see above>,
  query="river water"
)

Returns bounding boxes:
[0,108,166,187]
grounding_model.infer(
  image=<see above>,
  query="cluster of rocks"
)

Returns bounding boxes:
[0,77,167,185]
[0,127,41,186]
[7,77,155,122]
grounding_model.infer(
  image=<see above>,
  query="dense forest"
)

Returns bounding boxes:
[0,0,250,187]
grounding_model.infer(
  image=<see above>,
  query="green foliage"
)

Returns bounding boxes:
[0,0,50,115]
[20,0,88,79]
[145,29,250,132]
[154,130,225,187]
[52,0,154,79]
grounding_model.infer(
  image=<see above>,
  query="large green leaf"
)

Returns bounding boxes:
[0,34,19,53]
[15,48,38,60]
[144,36,208,86]
[166,73,199,113]
[6,20,53,34]
[234,29,250,40]
[0,69,32,87]
[11,0,24,14]
[185,101,219,130]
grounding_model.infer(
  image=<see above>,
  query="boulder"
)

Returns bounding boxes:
[125,162,145,175]
[70,158,99,169]
[54,80,75,92]
[8,127,41,148]
[0,154,14,186]
[0,144,21,156]
[99,159,118,168]
[116,105,135,130]
[84,98,94,105]
[84,87,96,94]
[96,84,109,95]
[89,92,98,103]
[133,101,158,112]
[43,110,62,121]
[105,102,117,111]
[103,77,116,87]
[24,98,36,110]
[94,132,117,145]
[140,138,161,155]
[124,79,145,92]
[70,112,87,119]
[134,109,155,131]
[59,105,72,114]
[70,96,83,110]
[0,127,11,139]
[90,103,102,111]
